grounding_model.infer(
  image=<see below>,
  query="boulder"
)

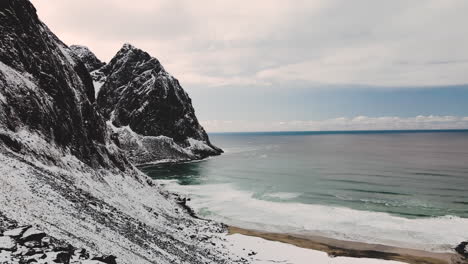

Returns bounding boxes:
[92,255,117,264]
[21,228,46,242]
[455,241,468,258]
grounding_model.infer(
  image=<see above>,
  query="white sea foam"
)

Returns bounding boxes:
[264,192,301,200]
[221,146,261,154]
[160,181,468,252]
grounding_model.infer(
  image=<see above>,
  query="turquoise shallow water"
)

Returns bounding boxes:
[140,130,468,250]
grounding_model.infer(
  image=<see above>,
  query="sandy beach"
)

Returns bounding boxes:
[228,226,466,264]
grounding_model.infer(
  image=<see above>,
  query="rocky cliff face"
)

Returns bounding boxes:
[0,1,237,263]
[88,43,222,164]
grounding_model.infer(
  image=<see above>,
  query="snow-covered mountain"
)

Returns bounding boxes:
[79,43,222,164]
[0,1,236,263]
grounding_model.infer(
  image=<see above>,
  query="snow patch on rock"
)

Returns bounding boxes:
[187,137,216,153]
[93,80,104,98]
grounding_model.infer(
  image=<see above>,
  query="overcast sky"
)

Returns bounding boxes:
[31,0,468,131]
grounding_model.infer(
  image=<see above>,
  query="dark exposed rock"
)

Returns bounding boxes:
[0,0,129,170]
[74,248,90,260]
[20,228,46,243]
[455,241,468,258]
[92,255,117,264]
[54,251,72,263]
[69,45,106,72]
[97,44,202,143]
[0,133,22,152]
[177,197,198,219]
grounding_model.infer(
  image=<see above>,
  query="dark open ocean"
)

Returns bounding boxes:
[141,130,468,252]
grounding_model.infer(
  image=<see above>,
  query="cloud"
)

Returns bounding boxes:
[31,0,468,88]
[201,116,468,132]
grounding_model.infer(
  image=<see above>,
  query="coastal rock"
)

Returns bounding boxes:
[106,122,207,164]
[92,43,222,163]
[455,241,468,258]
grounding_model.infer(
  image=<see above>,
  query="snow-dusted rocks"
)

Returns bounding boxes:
[106,122,195,164]
[92,43,222,164]
[0,223,120,263]
[70,45,106,72]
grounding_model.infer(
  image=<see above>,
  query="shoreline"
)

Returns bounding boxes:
[228,226,466,264]
[141,157,468,264]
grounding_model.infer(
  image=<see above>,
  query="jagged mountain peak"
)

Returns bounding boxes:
[103,43,166,77]
[95,44,222,162]
[69,45,105,72]
[121,42,136,51]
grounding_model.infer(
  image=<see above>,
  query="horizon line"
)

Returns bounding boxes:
[208,128,468,134]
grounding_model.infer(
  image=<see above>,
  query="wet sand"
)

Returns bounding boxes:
[228,226,466,264]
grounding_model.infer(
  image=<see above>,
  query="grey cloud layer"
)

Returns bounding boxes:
[202,116,468,132]
[32,0,468,88]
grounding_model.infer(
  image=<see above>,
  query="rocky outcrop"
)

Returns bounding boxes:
[69,45,105,72]
[89,44,222,164]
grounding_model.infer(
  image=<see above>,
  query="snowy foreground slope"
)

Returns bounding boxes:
[0,134,237,263]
